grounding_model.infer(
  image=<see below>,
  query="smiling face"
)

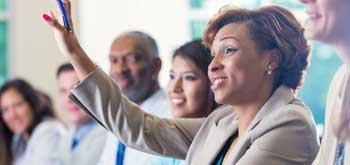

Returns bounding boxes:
[0,88,33,135]
[300,0,350,43]
[109,36,159,103]
[209,22,269,105]
[166,55,211,118]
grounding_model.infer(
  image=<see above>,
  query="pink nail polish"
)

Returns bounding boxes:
[42,14,51,21]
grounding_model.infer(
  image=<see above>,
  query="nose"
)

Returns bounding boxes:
[169,77,183,93]
[208,55,224,74]
[111,59,129,75]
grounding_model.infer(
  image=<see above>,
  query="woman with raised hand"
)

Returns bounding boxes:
[43,1,319,164]
[298,0,350,164]
[0,79,68,165]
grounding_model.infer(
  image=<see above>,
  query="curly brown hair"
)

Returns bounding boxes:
[203,5,310,90]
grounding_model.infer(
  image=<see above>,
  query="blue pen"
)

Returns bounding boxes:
[57,0,71,31]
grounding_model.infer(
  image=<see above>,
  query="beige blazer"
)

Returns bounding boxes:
[313,65,350,165]
[70,67,319,164]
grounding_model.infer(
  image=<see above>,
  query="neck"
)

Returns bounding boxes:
[232,83,273,137]
[330,33,350,68]
[334,43,350,68]
[22,132,30,142]
[135,82,160,105]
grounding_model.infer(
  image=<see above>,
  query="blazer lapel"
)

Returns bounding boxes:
[201,113,238,164]
[227,85,295,163]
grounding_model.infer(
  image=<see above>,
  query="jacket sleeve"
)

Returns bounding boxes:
[69,67,204,159]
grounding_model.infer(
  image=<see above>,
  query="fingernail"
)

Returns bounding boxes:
[42,14,51,22]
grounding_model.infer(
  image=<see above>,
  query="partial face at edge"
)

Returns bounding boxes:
[300,0,350,43]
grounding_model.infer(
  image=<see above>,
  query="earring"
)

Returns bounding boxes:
[267,65,272,75]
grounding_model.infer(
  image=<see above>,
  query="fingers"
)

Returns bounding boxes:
[42,12,66,33]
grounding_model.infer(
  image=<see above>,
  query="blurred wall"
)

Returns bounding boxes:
[8,0,79,111]
[79,0,191,87]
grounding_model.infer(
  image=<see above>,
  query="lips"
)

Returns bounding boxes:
[305,8,322,21]
[210,77,228,91]
[307,13,321,21]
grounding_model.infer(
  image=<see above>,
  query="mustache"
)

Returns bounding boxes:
[111,74,132,81]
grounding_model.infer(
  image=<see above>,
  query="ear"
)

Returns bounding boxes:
[151,57,162,80]
[264,49,280,72]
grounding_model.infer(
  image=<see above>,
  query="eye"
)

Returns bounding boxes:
[125,54,138,64]
[183,74,197,81]
[109,57,118,64]
[169,73,175,80]
[224,47,238,55]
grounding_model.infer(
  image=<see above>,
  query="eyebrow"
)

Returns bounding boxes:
[170,70,199,75]
[219,36,240,44]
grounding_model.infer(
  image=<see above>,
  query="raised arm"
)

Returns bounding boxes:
[69,67,204,159]
[43,0,204,159]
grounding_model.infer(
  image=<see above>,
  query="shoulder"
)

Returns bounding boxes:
[28,119,68,147]
[251,99,319,162]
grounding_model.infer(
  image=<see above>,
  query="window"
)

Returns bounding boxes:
[0,0,7,85]
[188,0,342,124]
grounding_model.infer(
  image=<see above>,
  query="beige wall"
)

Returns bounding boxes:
[79,0,190,87]
[8,0,79,111]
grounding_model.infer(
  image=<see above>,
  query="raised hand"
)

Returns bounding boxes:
[42,0,96,79]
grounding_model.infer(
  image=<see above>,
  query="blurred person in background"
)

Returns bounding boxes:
[98,31,171,165]
[0,79,68,165]
[299,0,350,164]
[57,63,107,165]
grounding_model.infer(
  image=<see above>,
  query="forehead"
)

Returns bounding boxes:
[1,88,23,104]
[172,56,202,73]
[212,22,251,46]
[58,71,79,87]
[110,36,151,57]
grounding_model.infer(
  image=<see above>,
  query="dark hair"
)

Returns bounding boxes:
[0,79,63,164]
[173,39,219,110]
[0,118,12,165]
[56,62,74,78]
[203,6,310,90]
[0,79,60,134]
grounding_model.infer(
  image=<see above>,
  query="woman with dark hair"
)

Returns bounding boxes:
[0,79,68,165]
[43,1,319,164]
[167,39,218,118]
[150,39,218,165]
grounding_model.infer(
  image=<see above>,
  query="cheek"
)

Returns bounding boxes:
[184,82,208,108]
[22,107,34,125]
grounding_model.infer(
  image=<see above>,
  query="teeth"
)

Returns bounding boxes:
[213,78,226,85]
[172,98,184,104]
